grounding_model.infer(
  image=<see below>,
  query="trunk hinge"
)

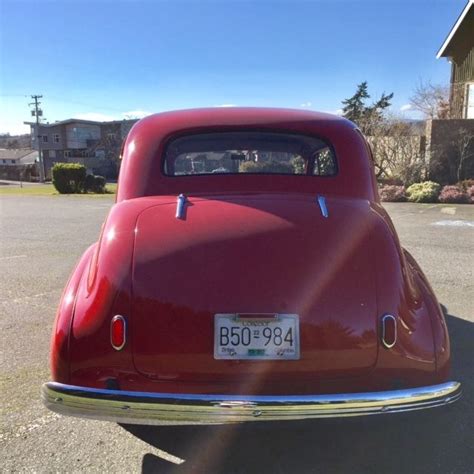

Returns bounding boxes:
[317,195,329,218]
[176,194,187,219]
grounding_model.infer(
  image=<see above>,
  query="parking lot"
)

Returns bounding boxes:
[1,195,473,473]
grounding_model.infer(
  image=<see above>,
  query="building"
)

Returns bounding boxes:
[0,148,38,166]
[24,118,138,178]
[424,0,474,183]
[437,0,474,119]
[0,149,39,181]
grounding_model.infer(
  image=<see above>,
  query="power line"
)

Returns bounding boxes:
[2,93,137,114]
[46,96,126,113]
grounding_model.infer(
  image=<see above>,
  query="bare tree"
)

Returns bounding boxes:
[409,80,450,119]
[367,117,426,185]
[453,128,474,182]
[430,127,474,183]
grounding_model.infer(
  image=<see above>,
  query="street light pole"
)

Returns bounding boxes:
[29,95,45,182]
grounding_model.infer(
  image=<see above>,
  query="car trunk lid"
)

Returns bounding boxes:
[131,194,378,389]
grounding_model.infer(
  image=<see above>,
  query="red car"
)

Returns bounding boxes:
[42,108,460,424]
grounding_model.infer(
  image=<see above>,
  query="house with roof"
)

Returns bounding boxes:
[24,118,138,179]
[0,148,38,166]
[437,0,474,118]
[424,0,474,183]
[0,149,39,181]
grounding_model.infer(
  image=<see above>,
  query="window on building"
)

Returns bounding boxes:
[42,135,48,143]
[53,134,60,143]
[12,160,16,164]
[107,133,116,140]
[64,150,71,158]
[2,159,6,163]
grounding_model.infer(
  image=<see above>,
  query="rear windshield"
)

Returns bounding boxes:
[163,132,337,176]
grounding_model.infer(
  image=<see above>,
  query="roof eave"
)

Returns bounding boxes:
[436,0,473,59]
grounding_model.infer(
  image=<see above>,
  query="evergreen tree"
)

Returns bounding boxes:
[342,81,370,122]
[342,82,394,133]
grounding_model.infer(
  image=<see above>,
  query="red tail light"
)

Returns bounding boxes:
[381,314,397,349]
[111,315,126,350]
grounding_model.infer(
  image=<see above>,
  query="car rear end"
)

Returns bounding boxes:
[43,108,460,423]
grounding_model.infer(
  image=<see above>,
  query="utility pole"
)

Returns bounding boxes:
[29,95,45,182]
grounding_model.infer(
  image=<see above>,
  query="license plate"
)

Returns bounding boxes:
[214,313,300,360]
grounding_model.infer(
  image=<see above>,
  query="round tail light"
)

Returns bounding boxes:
[381,314,397,349]
[111,315,126,350]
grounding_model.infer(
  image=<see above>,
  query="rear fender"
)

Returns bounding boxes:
[51,244,96,383]
[370,204,438,387]
[68,203,137,389]
[403,249,450,380]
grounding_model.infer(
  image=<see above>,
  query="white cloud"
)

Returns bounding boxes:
[300,102,312,108]
[214,104,237,108]
[121,110,153,119]
[400,104,412,112]
[0,120,30,135]
[74,112,117,122]
[323,109,344,116]
[0,109,154,135]
[73,110,153,122]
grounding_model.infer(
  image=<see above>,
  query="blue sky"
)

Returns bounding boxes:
[0,0,466,134]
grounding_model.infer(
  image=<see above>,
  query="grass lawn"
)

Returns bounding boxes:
[0,183,117,196]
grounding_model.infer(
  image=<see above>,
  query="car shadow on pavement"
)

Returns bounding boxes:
[122,307,472,474]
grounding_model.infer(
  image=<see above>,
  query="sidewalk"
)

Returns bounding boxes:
[0,180,50,187]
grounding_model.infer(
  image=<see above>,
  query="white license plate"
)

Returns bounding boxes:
[214,314,300,360]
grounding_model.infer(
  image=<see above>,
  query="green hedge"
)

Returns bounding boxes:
[84,174,106,193]
[52,163,86,194]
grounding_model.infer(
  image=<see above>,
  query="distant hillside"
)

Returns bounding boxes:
[0,134,31,149]
[401,119,426,134]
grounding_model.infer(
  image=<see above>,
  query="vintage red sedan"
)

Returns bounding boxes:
[42,108,460,424]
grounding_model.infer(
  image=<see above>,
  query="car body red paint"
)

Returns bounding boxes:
[45,108,457,422]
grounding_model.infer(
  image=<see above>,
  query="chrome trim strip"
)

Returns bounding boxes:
[317,195,328,218]
[42,381,461,425]
[110,315,126,351]
[175,193,187,219]
[381,314,397,349]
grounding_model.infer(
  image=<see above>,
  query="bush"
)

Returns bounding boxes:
[466,185,474,203]
[93,175,106,193]
[457,179,474,191]
[84,174,106,193]
[438,185,469,204]
[52,163,86,194]
[378,177,404,186]
[84,174,106,194]
[379,185,406,202]
[406,181,440,203]
[84,173,95,191]
[240,161,293,174]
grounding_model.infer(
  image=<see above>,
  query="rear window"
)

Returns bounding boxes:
[163,132,337,176]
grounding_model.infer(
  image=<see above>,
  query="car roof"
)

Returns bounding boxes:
[138,107,353,128]
[117,108,377,202]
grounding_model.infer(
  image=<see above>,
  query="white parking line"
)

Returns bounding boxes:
[0,290,58,305]
[432,220,474,227]
[0,254,27,260]
[440,207,457,215]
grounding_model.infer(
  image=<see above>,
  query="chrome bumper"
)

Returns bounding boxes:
[42,381,461,425]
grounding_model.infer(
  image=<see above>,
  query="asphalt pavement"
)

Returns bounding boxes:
[0,196,473,473]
